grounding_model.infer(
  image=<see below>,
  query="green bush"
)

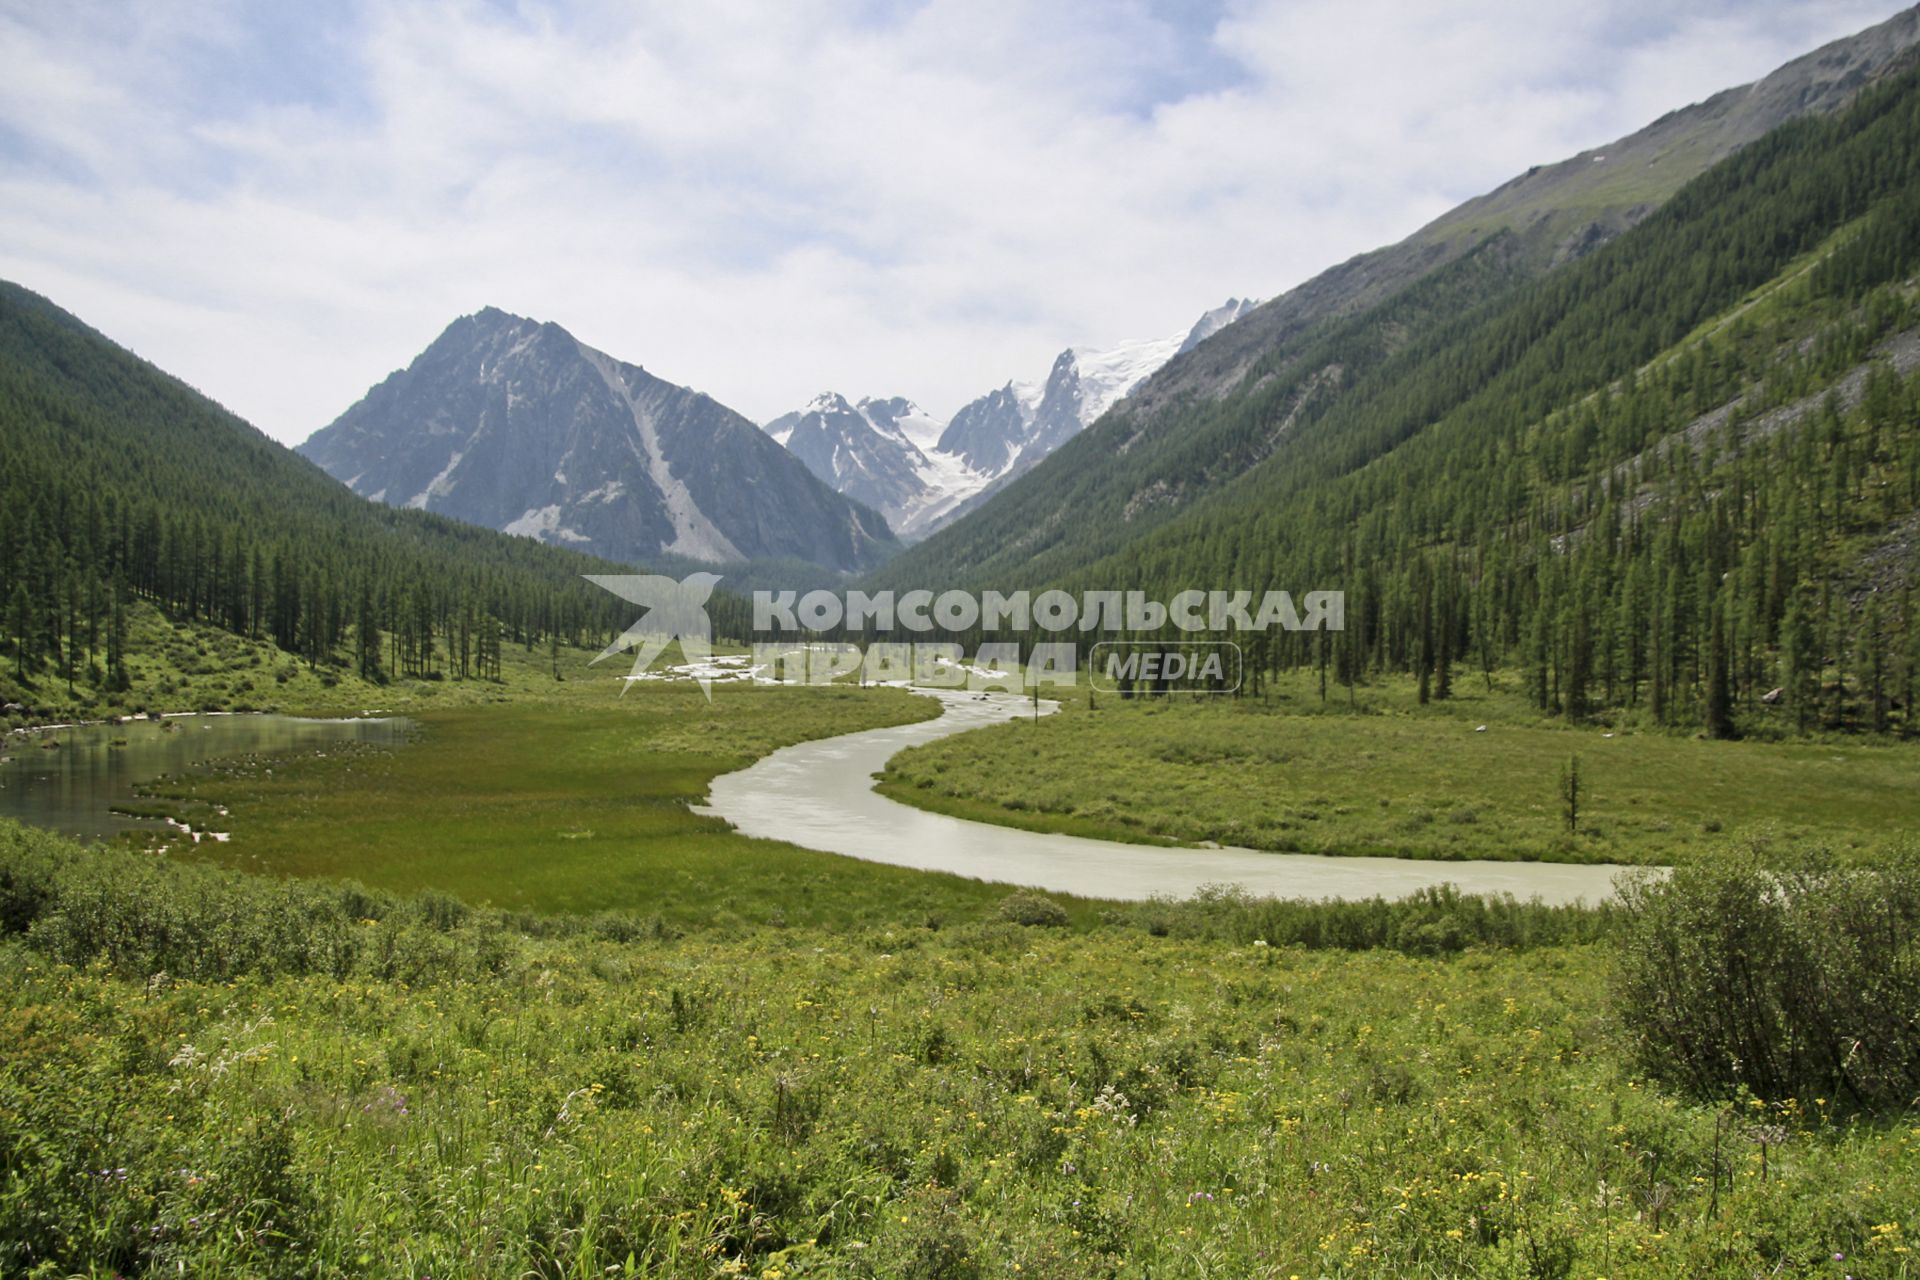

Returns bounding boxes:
[0,825,59,934]
[996,891,1069,928]
[1612,842,1920,1111]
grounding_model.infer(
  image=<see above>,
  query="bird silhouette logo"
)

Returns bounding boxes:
[584,572,723,699]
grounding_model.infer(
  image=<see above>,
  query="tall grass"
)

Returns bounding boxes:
[5,819,1919,1277]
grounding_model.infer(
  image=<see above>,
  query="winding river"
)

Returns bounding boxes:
[699,689,1635,904]
[3,693,1635,904]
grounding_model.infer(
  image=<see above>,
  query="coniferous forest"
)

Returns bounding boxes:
[875,61,1920,739]
[0,281,759,714]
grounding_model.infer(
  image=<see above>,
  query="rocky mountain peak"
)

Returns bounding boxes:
[299,316,895,571]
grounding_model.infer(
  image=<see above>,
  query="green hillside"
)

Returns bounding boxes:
[872,59,1920,739]
[0,283,756,722]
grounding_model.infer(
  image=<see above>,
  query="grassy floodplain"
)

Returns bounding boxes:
[878,672,1920,865]
[4,818,1918,1279]
[133,666,1076,931]
[5,662,1919,1276]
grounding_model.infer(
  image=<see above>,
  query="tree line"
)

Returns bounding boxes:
[0,281,754,699]
[858,60,1920,738]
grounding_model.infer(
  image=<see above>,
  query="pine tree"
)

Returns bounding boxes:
[106,576,130,692]
[60,560,78,697]
[1705,595,1734,740]
[355,581,384,683]
[1565,601,1591,723]
[1781,589,1816,733]
[7,579,31,679]
[1559,755,1582,834]
[1862,595,1889,734]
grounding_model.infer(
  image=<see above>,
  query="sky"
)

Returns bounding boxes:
[0,0,1909,445]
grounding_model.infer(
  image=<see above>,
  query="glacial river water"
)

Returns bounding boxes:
[699,689,1635,904]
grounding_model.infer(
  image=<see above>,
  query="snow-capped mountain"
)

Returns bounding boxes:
[948,299,1264,479]
[1178,297,1261,355]
[764,298,1259,540]
[765,393,987,539]
[934,383,1040,479]
[299,308,896,572]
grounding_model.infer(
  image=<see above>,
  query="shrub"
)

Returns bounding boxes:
[996,891,1069,928]
[865,1188,982,1280]
[0,824,59,934]
[587,910,679,943]
[1612,842,1920,1111]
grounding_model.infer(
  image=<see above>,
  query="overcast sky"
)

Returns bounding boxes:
[0,0,1907,444]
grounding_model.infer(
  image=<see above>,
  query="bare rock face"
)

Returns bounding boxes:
[299,308,895,572]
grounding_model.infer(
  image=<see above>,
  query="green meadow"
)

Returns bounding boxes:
[5,665,1920,1277]
[136,674,1069,931]
[879,672,1920,865]
[4,818,1918,1279]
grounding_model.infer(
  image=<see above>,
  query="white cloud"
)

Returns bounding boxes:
[0,0,1905,442]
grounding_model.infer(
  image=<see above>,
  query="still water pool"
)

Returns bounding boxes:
[0,714,411,842]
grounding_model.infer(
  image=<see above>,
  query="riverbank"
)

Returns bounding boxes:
[703,688,1633,903]
[877,673,1920,867]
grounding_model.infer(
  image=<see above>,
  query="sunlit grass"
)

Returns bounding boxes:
[881,671,1920,864]
[146,676,1057,929]
[5,897,1914,1278]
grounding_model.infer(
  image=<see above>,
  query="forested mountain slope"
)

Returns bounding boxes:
[0,283,738,711]
[885,52,1920,739]
[880,6,1920,592]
